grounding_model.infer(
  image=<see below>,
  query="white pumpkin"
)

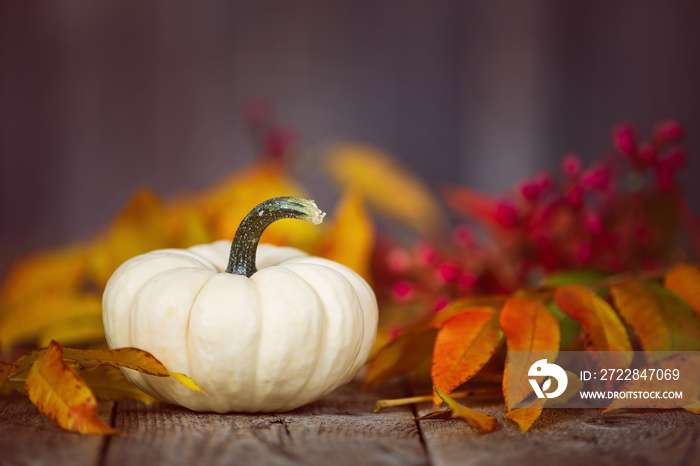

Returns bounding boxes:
[102,197,378,413]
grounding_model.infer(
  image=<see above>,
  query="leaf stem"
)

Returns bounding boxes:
[225,197,325,277]
[373,387,501,413]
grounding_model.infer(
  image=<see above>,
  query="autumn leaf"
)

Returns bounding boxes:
[0,245,88,306]
[364,327,438,389]
[317,188,375,280]
[499,298,560,410]
[684,402,700,415]
[86,188,169,288]
[77,364,159,404]
[505,398,545,432]
[665,264,700,320]
[324,143,446,237]
[24,341,116,435]
[554,285,633,354]
[0,361,17,386]
[610,279,700,355]
[431,308,502,408]
[0,293,102,350]
[434,387,498,433]
[59,346,202,392]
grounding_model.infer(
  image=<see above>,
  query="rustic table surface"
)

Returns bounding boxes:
[1,379,698,466]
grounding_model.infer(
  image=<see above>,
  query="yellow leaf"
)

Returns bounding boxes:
[665,264,700,320]
[77,364,159,404]
[324,143,446,237]
[610,279,700,355]
[435,387,498,433]
[0,361,17,386]
[86,188,169,287]
[317,188,375,280]
[364,327,438,389]
[0,293,102,350]
[505,398,545,432]
[164,201,214,248]
[0,245,88,306]
[24,341,116,435]
[684,402,700,414]
[554,285,632,353]
[60,346,202,392]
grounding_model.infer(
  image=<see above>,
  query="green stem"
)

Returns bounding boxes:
[225,196,325,277]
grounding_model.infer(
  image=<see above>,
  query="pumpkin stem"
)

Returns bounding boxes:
[226,196,325,276]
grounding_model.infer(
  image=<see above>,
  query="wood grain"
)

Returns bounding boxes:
[413,391,700,466]
[0,393,111,465]
[102,380,427,466]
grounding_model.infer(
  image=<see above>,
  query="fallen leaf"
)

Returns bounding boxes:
[504,398,546,432]
[610,279,700,355]
[24,341,116,435]
[499,298,560,410]
[59,346,202,392]
[435,387,498,433]
[324,143,446,237]
[0,361,17,385]
[684,402,700,414]
[410,410,454,421]
[77,364,159,404]
[554,285,633,354]
[86,188,169,287]
[431,308,502,408]
[364,327,438,389]
[317,188,375,280]
[665,264,700,320]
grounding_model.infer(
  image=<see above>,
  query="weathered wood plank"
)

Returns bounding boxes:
[0,393,112,466]
[102,381,428,466]
[414,392,700,466]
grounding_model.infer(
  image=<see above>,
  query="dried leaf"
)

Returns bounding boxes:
[24,341,116,435]
[86,188,169,287]
[0,293,102,350]
[610,279,700,354]
[665,264,700,320]
[0,245,87,306]
[554,285,633,354]
[0,361,17,385]
[505,398,546,432]
[499,298,560,410]
[684,402,700,414]
[77,364,159,404]
[59,346,202,392]
[435,387,498,433]
[317,188,375,280]
[431,308,502,408]
[324,143,446,237]
[364,327,438,389]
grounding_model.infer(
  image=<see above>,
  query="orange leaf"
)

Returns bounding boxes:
[435,387,498,433]
[324,143,446,237]
[505,398,546,432]
[24,341,116,435]
[364,327,438,389]
[499,298,560,409]
[610,279,700,354]
[431,308,502,408]
[665,264,700,320]
[317,188,375,280]
[554,285,633,353]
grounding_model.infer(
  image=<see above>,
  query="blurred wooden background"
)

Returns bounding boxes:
[2,0,700,272]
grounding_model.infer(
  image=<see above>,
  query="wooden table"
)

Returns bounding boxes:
[1,380,698,466]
